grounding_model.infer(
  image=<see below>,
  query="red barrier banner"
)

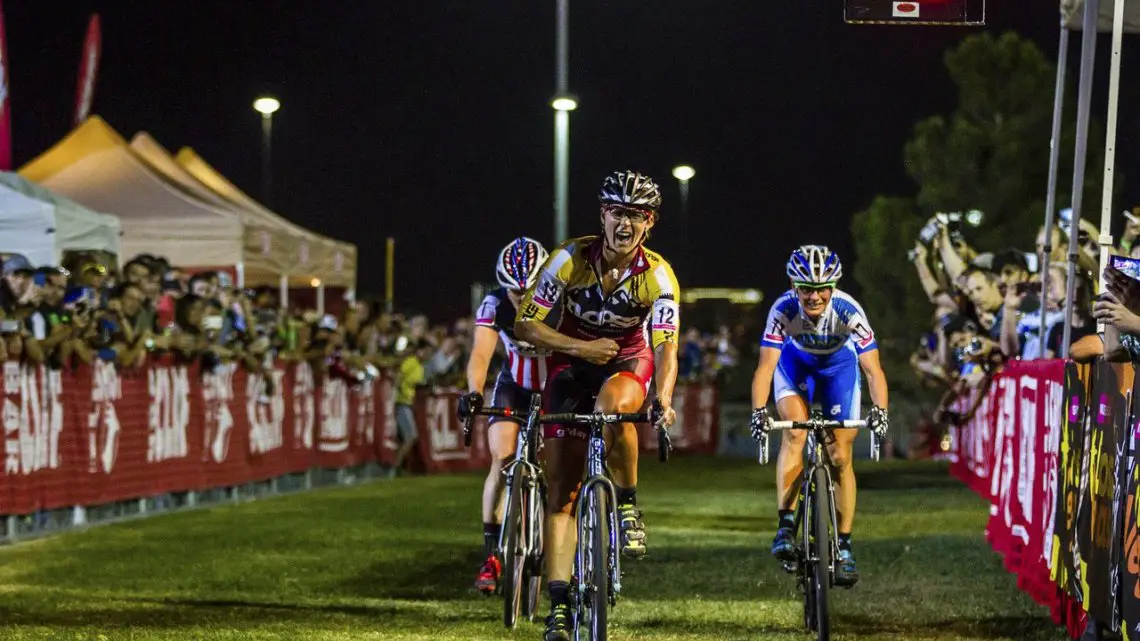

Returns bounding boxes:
[949,360,1067,626]
[0,360,721,516]
[416,391,492,474]
[639,384,720,456]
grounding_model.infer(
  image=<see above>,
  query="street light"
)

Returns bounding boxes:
[552,93,577,244]
[672,165,695,271]
[253,96,280,205]
[551,96,578,111]
[672,165,695,182]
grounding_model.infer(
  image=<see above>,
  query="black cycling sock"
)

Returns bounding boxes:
[483,523,501,558]
[838,532,852,552]
[778,509,795,530]
[616,486,637,506]
[548,581,570,607]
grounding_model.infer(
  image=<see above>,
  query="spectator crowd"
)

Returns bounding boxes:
[905,207,1140,456]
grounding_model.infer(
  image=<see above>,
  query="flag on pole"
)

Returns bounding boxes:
[74,14,102,126]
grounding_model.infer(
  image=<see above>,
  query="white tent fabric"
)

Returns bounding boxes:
[175,148,357,289]
[19,117,247,275]
[0,183,58,267]
[1062,0,1140,32]
[128,132,302,285]
[0,172,121,266]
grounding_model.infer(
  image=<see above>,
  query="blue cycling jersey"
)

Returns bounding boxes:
[761,289,878,420]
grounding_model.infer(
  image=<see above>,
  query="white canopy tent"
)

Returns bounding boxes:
[19,117,275,284]
[0,171,120,267]
[174,147,357,290]
[127,132,304,288]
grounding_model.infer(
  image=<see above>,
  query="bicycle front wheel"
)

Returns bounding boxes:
[501,465,526,628]
[810,466,832,641]
[579,487,609,641]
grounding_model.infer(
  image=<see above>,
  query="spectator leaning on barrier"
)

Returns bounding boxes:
[392,338,431,475]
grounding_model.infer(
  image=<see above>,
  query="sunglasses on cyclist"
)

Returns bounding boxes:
[794,283,835,296]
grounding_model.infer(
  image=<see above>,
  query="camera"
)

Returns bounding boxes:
[0,319,20,335]
[954,336,986,362]
[1015,281,1043,295]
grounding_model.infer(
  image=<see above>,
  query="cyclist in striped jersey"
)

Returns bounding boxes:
[460,237,553,594]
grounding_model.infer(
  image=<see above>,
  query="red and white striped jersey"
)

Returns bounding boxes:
[475,287,551,391]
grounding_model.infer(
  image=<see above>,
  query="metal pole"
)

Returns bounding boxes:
[1061,0,1100,359]
[679,178,691,271]
[553,0,570,244]
[261,114,273,207]
[316,284,325,316]
[279,274,289,310]
[1039,23,1070,358]
[385,237,395,313]
[1098,0,1126,292]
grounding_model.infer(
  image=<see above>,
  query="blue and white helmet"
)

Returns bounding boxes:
[496,237,548,291]
[786,245,842,285]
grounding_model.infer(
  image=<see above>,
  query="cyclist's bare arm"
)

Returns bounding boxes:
[857,348,889,408]
[751,346,782,409]
[515,320,617,365]
[465,326,500,394]
[654,341,679,424]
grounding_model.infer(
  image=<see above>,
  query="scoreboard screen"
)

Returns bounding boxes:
[845,0,985,26]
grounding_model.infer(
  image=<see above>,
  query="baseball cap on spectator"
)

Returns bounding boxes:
[316,314,338,332]
[3,254,33,276]
[216,271,234,290]
[991,248,1029,275]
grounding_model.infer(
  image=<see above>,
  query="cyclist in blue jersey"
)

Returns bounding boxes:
[750,245,889,587]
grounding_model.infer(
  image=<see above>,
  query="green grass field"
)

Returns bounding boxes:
[0,458,1066,641]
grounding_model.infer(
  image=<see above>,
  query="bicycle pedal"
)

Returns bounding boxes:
[781,561,798,574]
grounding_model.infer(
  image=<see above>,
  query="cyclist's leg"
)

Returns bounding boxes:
[817,350,861,586]
[597,357,652,559]
[475,416,520,593]
[541,358,591,640]
[772,348,811,561]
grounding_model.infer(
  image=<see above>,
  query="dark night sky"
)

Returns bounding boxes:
[8,2,1140,318]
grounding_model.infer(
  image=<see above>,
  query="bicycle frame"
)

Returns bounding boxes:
[577,419,622,602]
[498,397,544,561]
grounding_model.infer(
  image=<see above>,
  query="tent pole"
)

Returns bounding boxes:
[1040,21,1069,358]
[317,283,325,316]
[1098,0,1127,292]
[279,274,288,309]
[1062,0,1101,360]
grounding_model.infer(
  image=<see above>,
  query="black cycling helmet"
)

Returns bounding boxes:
[598,170,662,214]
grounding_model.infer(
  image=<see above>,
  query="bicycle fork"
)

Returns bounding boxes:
[575,434,622,613]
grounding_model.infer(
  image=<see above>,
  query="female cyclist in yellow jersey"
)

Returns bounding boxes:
[515,170,681,641]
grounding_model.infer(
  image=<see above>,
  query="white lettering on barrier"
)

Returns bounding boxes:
[381,378,398,452]
[292,363,315,450]
[353,380,375,448]
[247,370,285,455]
[1042,378,1062,570]
[88,361,122,474]
[319,378,349,452]
[1,364,63,476]
[1017,375,1038,528]
[201,363,236,463]
[427,396,465,461]
[147,366,190,462]
[993,378,1016,525]
[697,386,715,446]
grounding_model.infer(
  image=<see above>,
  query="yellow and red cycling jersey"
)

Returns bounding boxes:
[518,236,680,359]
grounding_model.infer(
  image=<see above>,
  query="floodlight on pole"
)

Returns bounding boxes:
[672,165,695,182]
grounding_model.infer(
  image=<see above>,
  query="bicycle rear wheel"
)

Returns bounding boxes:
[579,487,609,641]
[810,466,832,641]
[521,480,545,621]
[501,465,526,628]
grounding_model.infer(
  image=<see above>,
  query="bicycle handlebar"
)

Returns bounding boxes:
[458,400,673,462]
[755,419,880,465]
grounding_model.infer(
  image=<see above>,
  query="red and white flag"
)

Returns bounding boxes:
[73,14,102,126]
[892,2,921,18]
[0,0,12,171]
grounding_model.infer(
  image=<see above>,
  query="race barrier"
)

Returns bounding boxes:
[947,357,1140,639]
[0,358,719,518]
